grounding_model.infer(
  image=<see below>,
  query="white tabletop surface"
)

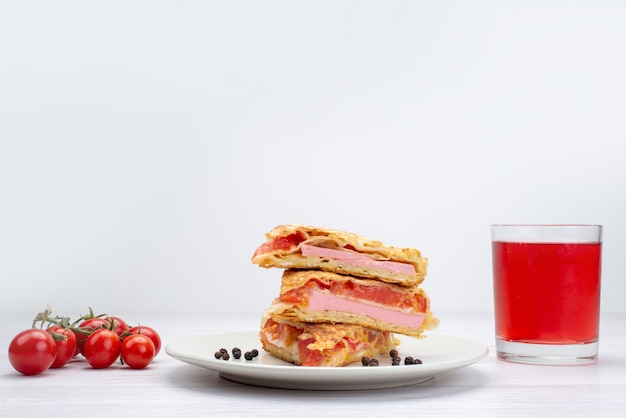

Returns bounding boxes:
[1,312,625,417]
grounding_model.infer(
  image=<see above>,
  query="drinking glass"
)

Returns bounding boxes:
[491,224,602,365]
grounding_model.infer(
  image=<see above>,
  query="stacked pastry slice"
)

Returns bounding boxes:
[252,224,439,367]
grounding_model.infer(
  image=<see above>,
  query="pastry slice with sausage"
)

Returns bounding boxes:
[252,224,428,286]
[266,270,439,337]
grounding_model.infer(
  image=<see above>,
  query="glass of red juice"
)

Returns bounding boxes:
[491,224,602,365]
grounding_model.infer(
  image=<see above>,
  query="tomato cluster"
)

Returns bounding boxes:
[8,307,161,376]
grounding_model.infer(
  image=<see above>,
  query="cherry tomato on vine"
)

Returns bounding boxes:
[83,329,120,369]
[126,325,162,355]
[121,334,155,369]
[8,329,57,376]
[76,317,109,356]
[47,325,77,368]
[105,316,129,336]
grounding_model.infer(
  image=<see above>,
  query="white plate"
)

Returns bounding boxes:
[166,331,488,390]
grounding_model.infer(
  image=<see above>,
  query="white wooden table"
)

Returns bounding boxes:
[1,312,624,417]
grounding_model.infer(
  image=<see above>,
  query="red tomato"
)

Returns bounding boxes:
[252,231,306,257]
[76,317,109,356]
[298,337,323,366]
[121,334,155,369]
[105,316,129,336]
[127,326,161,355]
[47,326,77,368]
[8,329,57,376]
[83,329,121,369]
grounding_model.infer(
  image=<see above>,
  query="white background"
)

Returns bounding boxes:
[1,1,624,317]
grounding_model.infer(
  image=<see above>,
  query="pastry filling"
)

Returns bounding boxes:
[278,278,428,330]
[300,244,416,275]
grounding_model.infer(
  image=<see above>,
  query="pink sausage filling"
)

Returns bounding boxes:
[300,244,416,275]
[307,289,426,330]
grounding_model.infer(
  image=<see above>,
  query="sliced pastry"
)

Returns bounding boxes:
[252,224,427,286]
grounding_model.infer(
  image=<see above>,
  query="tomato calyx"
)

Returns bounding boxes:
[32,306,70,329]
[48,330,69,342]
[74,306,112,328]
[31,307,74,342]
[77,306,109,323]
[26,307,120,363]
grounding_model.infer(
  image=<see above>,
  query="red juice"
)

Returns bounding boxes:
[492,241,602,344]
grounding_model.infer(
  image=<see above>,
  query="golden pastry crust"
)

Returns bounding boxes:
[251,224,428,286]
